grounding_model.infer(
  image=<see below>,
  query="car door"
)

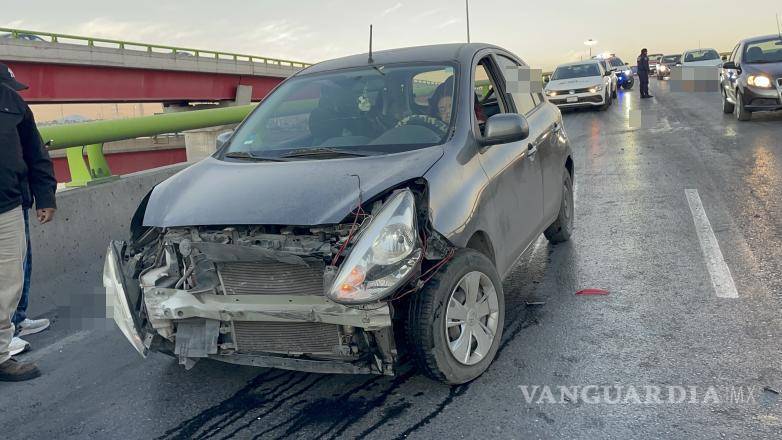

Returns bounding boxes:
[472,51,544,275]
[724,44,741,101]
[495,53,565,230]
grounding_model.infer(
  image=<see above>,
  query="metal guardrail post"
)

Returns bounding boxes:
[64,143,119,187]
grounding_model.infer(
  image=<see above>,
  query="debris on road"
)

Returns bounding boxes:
[575,288,609,296]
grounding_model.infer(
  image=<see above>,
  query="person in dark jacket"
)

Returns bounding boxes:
[637,48,653,99]
[0,62,57,381]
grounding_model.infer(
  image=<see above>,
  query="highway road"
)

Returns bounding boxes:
[3,79,781,439]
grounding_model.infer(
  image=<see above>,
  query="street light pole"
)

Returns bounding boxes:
[584,39,598,58]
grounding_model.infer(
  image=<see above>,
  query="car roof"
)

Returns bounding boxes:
[741,34,782,44]
[683,48,718,53]
[298,43,503,75]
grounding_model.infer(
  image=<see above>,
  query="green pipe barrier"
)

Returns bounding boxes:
[39,104,255,150]
[38,104,256,186]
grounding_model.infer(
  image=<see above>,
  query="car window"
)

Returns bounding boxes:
[473,57,507,135]
[743,37,782,63]
[684,49,720,62]
[661,55,681,63]
[728,44,739,63]
[609,58,625,68]
[494,54,536,115]
[223,63,456,157]
[552,63,601,80]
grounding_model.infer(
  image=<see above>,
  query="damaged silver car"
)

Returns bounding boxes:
[104,43,574,385]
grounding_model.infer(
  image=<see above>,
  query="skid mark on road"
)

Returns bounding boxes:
[685,189,739,298]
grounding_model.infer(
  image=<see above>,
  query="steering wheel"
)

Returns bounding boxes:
[395,115,449,137]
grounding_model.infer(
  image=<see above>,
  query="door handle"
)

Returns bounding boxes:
[527,142,538,157]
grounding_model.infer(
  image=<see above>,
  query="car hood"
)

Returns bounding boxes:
[546,77,602,90]
[742,62,782,78]
[143,147,444,227]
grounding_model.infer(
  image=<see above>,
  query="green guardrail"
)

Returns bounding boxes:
[0,27,312,68]
[39,104,255,187]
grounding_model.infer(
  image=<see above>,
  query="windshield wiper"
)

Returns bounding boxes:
[224,151,289,162]
[280,147,374,159]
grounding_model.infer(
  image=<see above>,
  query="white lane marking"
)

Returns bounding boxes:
[685,189,739,298]
[20,330,92,362]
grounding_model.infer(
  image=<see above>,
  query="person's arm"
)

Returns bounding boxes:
[18,105,57,222]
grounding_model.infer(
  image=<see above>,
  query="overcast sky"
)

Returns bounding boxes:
[5,0,782,71]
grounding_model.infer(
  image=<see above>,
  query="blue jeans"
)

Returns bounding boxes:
[12,209,31,330]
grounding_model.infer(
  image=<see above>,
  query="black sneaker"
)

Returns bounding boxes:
[0,357,41,381]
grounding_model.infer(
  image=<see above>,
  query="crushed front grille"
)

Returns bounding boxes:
[233,321,341,355]
[219,261,324,296]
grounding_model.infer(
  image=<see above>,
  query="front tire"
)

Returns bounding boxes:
[406,249,505,385]
[544,171,574,243]
[735,90,751,121]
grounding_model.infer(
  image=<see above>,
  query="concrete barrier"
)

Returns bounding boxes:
[25,163,189,322]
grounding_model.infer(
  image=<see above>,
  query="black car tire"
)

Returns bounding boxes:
[544,171,574,243]
[722,89,735,114]
[736,90,751,121]
[611,86,617,99]
[599,92,610,111]
[622,82,633,90]
[406,249,505,385]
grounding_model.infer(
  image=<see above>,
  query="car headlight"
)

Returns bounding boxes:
[104,243,147,357]
[546,90,557,96]
[327,189,422,304]
[748,75,772,88]
[624,69,632,76]
[659,65,668,72]
[589,84,604,93]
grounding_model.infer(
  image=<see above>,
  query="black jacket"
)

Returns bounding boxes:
[637,54,650,73]
[0,84,57,214]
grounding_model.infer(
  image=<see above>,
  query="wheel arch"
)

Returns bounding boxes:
[465,230,496,266]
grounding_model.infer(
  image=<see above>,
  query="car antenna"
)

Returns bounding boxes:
[368,24,374,64]
[777,13,782,38]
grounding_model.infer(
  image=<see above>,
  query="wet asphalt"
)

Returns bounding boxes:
[3,80,782,439]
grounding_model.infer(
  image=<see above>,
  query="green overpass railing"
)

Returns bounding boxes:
[38,105,255,187]
[0,26,311,68]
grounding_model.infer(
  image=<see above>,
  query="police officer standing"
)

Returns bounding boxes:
[0,62,57,381]
[637,48,653,99]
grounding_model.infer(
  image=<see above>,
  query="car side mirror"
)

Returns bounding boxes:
[216,130,235,149]
[480,114,529,147]
[604,71,612,77]
[722,61,736,69]
[721,55,727,61]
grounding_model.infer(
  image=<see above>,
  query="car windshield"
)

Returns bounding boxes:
[684,50,719,62]
[609,58,625,67]
[743,38,782,63]
[662,55,681,63]
[221,64,456,158]
[552,63,600,80]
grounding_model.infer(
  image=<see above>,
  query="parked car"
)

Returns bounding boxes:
[681,48,723,67]
[656,54,681,79]
[648,53,664,75]
[104,43,575,385]
[605,56,635,89]
[545,60,613,110]
[0,32,45,42]
[596,58,618,98]
[721,35,782,121]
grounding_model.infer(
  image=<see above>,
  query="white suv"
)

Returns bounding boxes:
[545,60,613,110]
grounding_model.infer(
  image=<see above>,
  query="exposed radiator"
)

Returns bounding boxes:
[219,261,324,296]
[232,321,341,355]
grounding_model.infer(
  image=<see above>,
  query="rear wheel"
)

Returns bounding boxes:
[735,90,751,121]
[544,171,574,243]
[406,249,504,385]
[721,89,735,114]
